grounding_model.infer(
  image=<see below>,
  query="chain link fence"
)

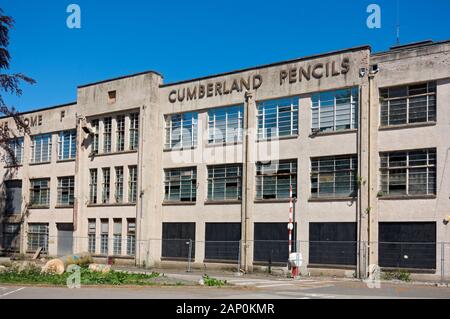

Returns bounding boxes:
[0,235,449,282]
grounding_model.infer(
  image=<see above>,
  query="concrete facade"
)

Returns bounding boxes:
[1,40,449,279]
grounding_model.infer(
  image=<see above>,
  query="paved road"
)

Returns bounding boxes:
[1,279,449,299]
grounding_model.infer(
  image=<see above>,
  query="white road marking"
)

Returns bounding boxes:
[256,283,294,288]
[0,287,26,298]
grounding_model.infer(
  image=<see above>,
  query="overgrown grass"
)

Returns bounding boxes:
[202,275,227,287]
[382,270,412,282]
[0,266,161,286]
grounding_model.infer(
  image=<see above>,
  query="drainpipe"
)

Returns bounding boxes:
[136,105,146,266]
[241,92,251,272]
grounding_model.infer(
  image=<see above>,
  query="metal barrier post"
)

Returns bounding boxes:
[187,239,192,273]
[237,240,241,274]
[441,242,445,283]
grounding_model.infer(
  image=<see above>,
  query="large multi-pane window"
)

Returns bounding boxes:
[311,156,358,198]
[31,134,52,163]
[208,105,243,144]
[164,167,197,202]
[207,165,242,201]
[27,223,48,252]
[3,223,20,252]
[257,97,298,140]
[129,113,139,150]
[113,219,122,255]
[128,166,137,203]
[103,117,112,153]
[58,130,76,160]
[164,112,198,149]
[88,219,96,254]
[115,167,124,203]
[29,179,50,207]
[89,169,98,204]
[57,176,75,206]
[127,219,136,256]
[380,82,436,126]
[311,87,359,132]
[100,219,109,255]
[91,119,99,154]
[102,168,111,204]
[380,149,436,196]
[116,115,125,152]
[6,138,24,165]
[256,160,297,200]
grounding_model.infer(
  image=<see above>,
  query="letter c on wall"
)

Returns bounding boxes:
[169,90,177,103]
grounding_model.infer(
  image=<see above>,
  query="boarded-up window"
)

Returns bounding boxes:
[254,223,295,264]
[379,222,436,270]
[309,223,357,266]
[5,180,22,214]
[162,223,195,260]
[205,223,241,261]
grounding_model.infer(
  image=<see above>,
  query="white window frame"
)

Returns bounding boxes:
[31,134,52,163]
[164,112,198,149]
[380,82,437,127]
[311,87,359,132]
[129,113,139,150]
[57,176,75,206]
[257,97,299,140]
[208,105,243,144]
[58,130,76,160]
[164,167,197,202]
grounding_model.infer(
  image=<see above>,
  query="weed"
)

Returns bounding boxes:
[202,275,227,287]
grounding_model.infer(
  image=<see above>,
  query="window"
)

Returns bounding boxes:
[312,87,358,132]
[164,167,197,202]
[379,222,436,269]
[208,105,243,144]
[161,223,195,259]
[108,90,116,104]
[311,155,358,198]
[116,115,125,152]
[380,82,436,126]
[88,219,96,254]
[58,130,76,160]
[27,223,48,252]
[205,223,241,261]
[3,223,20,252]
[113,219,122,255]
[129,113,139,150]
[254,223,294,264]
[165,112,198,149]
[31,134,52,163]
[100,219,109,255]
[5,180,22,214]
[127,219,136,256]
[29,179,50,207]
[5,138,23,165]
[207,165,242,201]
[115,167,124,203]
[128,166,137,203]
[380,149,436,196]
[309,223,357,266]
[257,97,298,140]
[102,168,111,204]
[91,119,99,154]
[89,169,98,204]
[256,160,297,200]
[57,176,75,206]
[103,117,112,153]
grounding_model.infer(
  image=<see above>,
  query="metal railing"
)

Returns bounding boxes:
[0,236,449,282]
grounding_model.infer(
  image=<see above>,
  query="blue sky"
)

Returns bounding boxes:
[2,0,450,112]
